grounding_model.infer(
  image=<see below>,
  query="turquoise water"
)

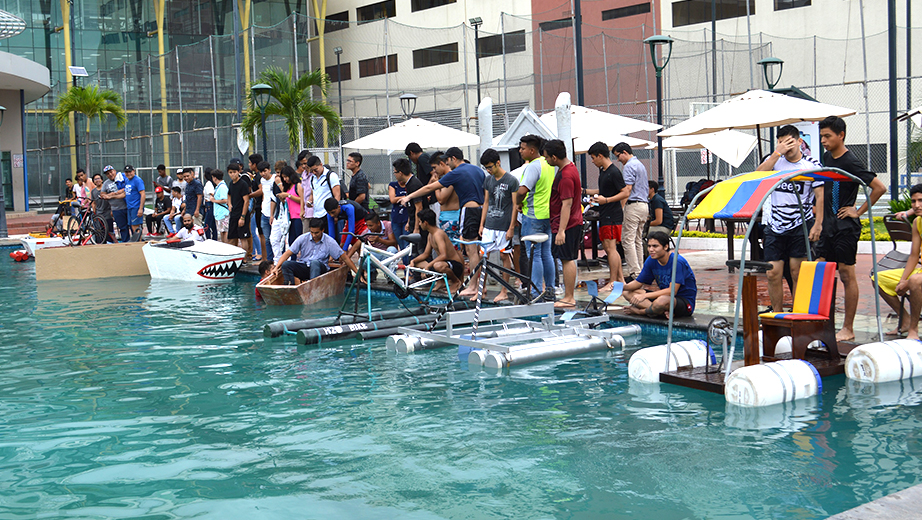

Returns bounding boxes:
[2,256,922,519]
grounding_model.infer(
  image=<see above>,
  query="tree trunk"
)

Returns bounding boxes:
[85,125,91,176]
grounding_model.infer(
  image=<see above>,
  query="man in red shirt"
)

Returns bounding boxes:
[544,139,583,308]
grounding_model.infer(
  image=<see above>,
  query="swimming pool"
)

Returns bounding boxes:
[2,257,921,519]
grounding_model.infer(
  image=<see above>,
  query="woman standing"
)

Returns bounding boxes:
[202,168,217,240]
[269,165,294,259]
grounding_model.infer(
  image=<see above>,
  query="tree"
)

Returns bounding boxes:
[241,66,342,157]
[53,85,128,174]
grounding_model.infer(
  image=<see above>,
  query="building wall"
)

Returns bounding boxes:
[0,90,25,212]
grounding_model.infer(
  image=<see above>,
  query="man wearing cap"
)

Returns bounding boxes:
[146,186,171,236]
[123,165,146,240]
[182,167,204,226]
[100,165,129,242]
[172,167,187,193]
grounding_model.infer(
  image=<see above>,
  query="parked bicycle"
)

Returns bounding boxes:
[65,198,110,246]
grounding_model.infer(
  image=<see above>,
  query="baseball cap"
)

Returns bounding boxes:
[154,186,163,193]
[124,164,134,172]
[103,165,114,173]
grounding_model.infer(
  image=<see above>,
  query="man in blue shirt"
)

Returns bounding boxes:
[182,167,204,225]
[621,231,697,318]
[269,218,360,285]
[123,165,146,240]
[324,198,368,251]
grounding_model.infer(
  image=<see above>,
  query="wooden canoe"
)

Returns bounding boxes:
[256,264,349,305]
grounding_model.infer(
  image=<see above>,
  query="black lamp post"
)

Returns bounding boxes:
[399,93,418,120]
[251,82,272,160]
[643,34,674,194]
[757,57,784,91]
[334,46,344,172]
[469,17,483,105]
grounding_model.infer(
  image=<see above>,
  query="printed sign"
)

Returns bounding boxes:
[12,154,23,168]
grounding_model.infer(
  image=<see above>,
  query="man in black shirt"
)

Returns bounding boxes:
[406,142,435,207]
[346,152,369,210]
[585,141,629,290]
[227,165,252,258]
[146,186,171,236]
[817,116,887,341]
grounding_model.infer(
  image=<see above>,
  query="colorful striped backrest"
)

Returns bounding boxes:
[791,261,836,317]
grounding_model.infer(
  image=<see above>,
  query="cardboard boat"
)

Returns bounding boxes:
[142,239,246,282]
[256,264,349,305]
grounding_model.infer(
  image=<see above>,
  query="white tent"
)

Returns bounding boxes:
[539,104,659,153]
[342,118,480,152]
[661,130,758,168]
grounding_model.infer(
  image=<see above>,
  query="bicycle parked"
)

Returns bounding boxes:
[65,197,112,246]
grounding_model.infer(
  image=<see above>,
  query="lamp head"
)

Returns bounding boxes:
[251,83,272,110]
[469,17,483,27]
[333,46,343,56]
[399,93,418,119]
[643,35,675,75]
[757,57,784,90]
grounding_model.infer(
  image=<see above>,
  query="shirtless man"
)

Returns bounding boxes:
[409,208,466,295]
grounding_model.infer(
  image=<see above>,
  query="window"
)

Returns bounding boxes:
[774,0,810,10]
[477,30,526,58]
[602,2,651,20]
[413,42,458,68]
[326,62,351,82]
[359,54,398,77]
[357,0,396,24]
[411,0,456,12]
[325,11,349,33]
[539,17,573,32]
[672,0,755,27]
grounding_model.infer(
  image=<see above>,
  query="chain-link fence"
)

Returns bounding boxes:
[27,10,922,210]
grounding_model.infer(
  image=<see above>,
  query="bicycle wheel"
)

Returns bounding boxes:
[90,215,108,244]
[66,216,82,245]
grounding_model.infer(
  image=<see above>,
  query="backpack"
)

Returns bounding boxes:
[324,167,347,201]
[681,178,716,207]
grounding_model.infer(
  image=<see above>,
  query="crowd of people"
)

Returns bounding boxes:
[62,114,905,337]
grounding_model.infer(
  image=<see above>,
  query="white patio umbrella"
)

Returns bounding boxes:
[342,118,480,152]
[661,130,758,168]
[896,106,922,129]
[540,104,662,141]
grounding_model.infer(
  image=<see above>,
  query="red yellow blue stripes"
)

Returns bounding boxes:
[758,261,836,321]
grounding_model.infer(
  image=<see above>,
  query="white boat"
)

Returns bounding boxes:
[142,239,246,282]
[20,236,68,256]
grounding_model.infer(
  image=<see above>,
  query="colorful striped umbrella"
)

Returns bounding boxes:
[687,168,852,220]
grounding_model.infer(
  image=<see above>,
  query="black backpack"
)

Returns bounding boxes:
[681,178,715,207]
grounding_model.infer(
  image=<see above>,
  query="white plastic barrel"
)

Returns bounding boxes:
[845,339,922,383]
[724,359,821,407]
[772,336,793,355]
[468,349,487,365]
[385,334,408,351]
[627,340,713,383]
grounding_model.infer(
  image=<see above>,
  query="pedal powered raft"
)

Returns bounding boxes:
[628,167,922,408]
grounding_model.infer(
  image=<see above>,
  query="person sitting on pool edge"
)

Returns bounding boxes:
[621,231,697,318]
[876,184,922,339]
[268,217,361,285]
[409,208,466,295]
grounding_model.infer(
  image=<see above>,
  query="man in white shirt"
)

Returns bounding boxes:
[255,161,276,263]
[307,155,340,219]
[756,124,824,312]
[174,213,205,242]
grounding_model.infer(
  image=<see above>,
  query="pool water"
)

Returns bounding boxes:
[2,257,922,519]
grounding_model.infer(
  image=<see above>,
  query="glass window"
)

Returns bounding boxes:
[539,18,572,32]
[325,11,349,33]
[774,0,810,10]
[326,62,351,82]
[602,3,651,21]
[411,0,456,12]
[477,30,526,58]
[412,42,458,69]
[672,0,755,27]
[359,54,398,77]
[357,0,396,24]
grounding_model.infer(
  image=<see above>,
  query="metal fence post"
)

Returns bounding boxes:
[210,35,219,169]
[501,13,508,129]
[177,51,185,166]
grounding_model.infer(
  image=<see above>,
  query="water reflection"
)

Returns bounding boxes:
[725,397,821,433]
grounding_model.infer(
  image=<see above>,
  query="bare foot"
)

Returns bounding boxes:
[448,281,461,295]
[624,306,644,315]
[468,292,483,302]
[599,283,614,293]
[459,287,477,297]
[886,326,906,336]
[836,328,856,342]
[907,331,920,341]
[493,292,509,303]
[554,299,576,308]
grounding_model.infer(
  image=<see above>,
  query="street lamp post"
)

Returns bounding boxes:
[643,34,674,194]
[469,17,483,106]
[757,57,784,148]
[251,83,272,160]
[399,93,418,120]
[334,46,344,175]
[0,105,8,238]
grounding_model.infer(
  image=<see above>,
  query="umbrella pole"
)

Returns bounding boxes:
[756,124,763,160]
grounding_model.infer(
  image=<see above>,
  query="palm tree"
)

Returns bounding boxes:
[53,85,128,174]
[241,66,343,157]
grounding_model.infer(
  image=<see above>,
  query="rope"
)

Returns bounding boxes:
[471,247,487,340]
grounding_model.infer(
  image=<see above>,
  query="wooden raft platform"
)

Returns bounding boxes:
[660,342,859,394]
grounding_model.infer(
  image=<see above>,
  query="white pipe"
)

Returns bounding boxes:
[484,337,615,369]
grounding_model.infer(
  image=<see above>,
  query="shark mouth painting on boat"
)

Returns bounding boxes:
[197,258,244,279]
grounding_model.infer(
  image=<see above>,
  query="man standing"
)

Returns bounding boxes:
[307,156,341,219]
[227,164,252,257]
[123,165,145,241]
[388,158,425,256]
[544,139,582,308]
[256,161,276,263]
[755,124,824,313]
[817,115,887,341]
[397,147,484,297]
[211,170,230,243]
[616,142,649,280]
[406,142,434,206]
[515,135,556,301]
[346,152,369,211]
[585,141,629,290]
[478,148,519,303]
[269,218,360,285]
[155,164,171,193]
[101,165,128,241]
[182,167,204,227]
